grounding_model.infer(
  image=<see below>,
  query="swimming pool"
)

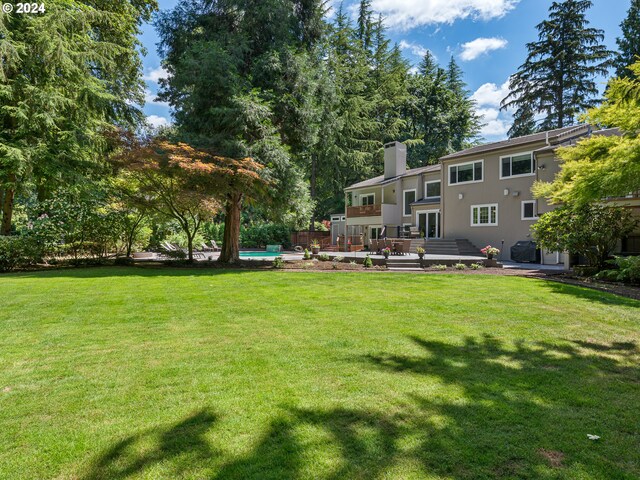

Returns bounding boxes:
[239,251,283,258]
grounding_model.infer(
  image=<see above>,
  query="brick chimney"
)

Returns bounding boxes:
[384,141,407,180]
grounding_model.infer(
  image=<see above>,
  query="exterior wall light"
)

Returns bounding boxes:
[503,189,510,196]
[458,193,464,200]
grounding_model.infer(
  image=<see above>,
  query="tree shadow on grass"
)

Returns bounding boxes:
[3,265,265,280]
[79,337,640,479]
[82,409,218,480]
[539,278,640,307]
[359,335,640,478]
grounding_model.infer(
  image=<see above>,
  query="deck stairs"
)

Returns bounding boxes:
[386,257,423,272]
[415,239,483,256]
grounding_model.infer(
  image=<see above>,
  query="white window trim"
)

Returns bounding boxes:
[448,159,484,186]
[521,200,539,220]
[499,151,535,180]
[361,193,375,206]
[470,203,498,227]
[369,225,383,239]
[424,180,441,199]
[403,189,416,217]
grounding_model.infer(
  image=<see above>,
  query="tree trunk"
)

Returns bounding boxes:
[219,192,242,264]
[309,154,316,232]
[1,174,16,236]
[187,233,194,262]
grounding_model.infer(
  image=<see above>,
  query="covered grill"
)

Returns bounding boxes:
[510,241,541,263]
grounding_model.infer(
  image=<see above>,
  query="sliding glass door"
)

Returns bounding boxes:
[417,211,440,239]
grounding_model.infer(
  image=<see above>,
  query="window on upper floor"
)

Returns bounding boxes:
[449,160,483,185]
[403,190,416,216]
[425,181,441,198]
[361,194,375,206]
[501,152,535,178]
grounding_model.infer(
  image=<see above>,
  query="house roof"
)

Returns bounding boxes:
[532,127,621,154]
[439,125,592,161]
[411,198,441,206]
[344,164,441,191]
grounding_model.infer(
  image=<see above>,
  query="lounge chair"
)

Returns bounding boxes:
[210,240,221,251]
[201,243,213,252]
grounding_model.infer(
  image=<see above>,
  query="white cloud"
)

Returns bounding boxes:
[143,66,169,83]
[460,37,508,61]
[399,40,430,58]
[371,0,518,30]
[144,89,169,108]
[476,107,510,136]
[146,115,170,129]
[471,79,510,107]
[472,79,513,138]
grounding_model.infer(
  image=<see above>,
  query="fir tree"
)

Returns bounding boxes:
[501,0,613,130]
[0,0,156,235]
[508,104,538,138]
[615,0,640,80]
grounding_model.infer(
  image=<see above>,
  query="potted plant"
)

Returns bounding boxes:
[416,246,425,260]
[382,246,391,259]
[480,245,500,259]
[310,240,320,255]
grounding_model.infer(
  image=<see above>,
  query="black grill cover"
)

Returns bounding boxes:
[510,241,540,263]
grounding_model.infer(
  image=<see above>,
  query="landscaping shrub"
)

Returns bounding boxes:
[240,223,291,249]
[303,248,311,260]
[202,222,292,249]
[432,264,448,271]
[454,263,466,270]
[273,256,285,269]
[532,204,638,269]
[470,262,484,270]
[0,236,43,272]
[318,253,330,262]
[363,255,373,268]
[595,256,640,284]
[27,187,125,260]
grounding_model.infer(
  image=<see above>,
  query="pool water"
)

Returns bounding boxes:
[239,251,284,258]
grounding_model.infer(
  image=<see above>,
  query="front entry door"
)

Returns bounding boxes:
[418,211,440,239]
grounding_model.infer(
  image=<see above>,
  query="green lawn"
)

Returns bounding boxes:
[1,268,639,479]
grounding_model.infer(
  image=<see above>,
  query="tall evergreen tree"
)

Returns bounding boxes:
[356,0,373,52]
[501,0,613,130]
[508,104,538,138]
[0,0,157,235]
[402,53,479,166]
[615,0,640,80]
[156,0,322,260]
[445,56,481,152]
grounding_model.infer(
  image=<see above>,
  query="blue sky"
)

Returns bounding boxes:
[139,0,630,142]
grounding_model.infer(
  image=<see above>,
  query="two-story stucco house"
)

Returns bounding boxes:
[344,125,640,263]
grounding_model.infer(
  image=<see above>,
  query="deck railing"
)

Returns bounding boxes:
[347,204,382,218]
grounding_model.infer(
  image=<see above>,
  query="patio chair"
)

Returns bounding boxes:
[395,241,405,255]
[201,243,213,252]
[210,240,221,251]
[409,226,421,239]
[403,239,412,255]
[370,239,378,253]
